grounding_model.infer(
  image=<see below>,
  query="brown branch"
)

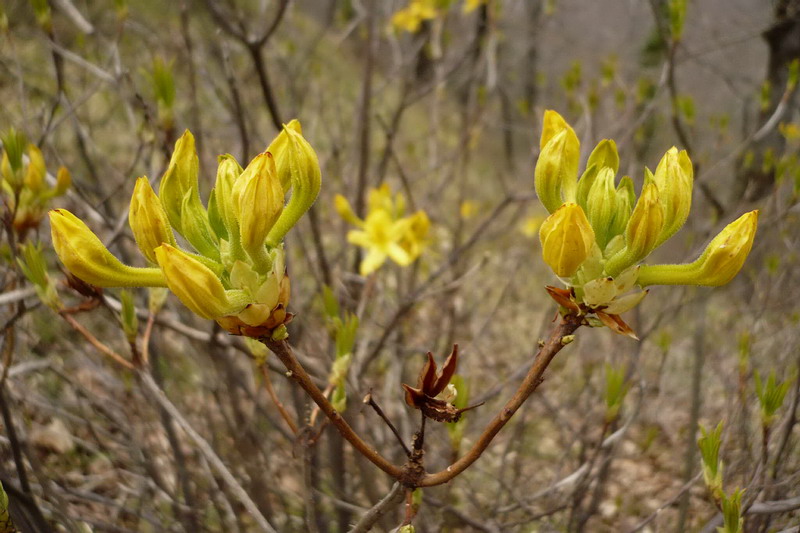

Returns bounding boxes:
[364,391,412,457]
[259,363,298,435]
[417,313,582,487]
[262,338,404,480]
[60,312,135,370]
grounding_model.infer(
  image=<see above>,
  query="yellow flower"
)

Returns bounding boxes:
[391,0,437,33]
[463,0,487,13]
[400,210,430,259]
[638,211,759,286]
[605,182,663,276]
[50,209,166,288]
[265,127,321,247]
[652,147,693,246]
[336,185,430,276]
[231,151,283,259]
[50,122,319,338]
[154,244,245,319]
[460,200,478,219]
[348,210,414,276]
[534,110,580,213]
[539,203,595,278]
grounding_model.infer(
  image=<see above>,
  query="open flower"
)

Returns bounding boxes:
[50,122,320,338]
[335,184,430,276]
[534,110,758,336]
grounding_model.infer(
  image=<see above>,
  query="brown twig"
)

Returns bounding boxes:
[262,338,404,480]
[364,391,412,458]
[416,313,582,487]
[60,312,135,370]
[259,363,298,435]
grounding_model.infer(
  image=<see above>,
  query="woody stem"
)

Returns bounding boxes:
[262,338,404,479]
[416,313,582,487]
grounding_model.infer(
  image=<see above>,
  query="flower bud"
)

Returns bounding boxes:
[653,147,693,246]
[24,144,46,193]
[334,194,362,227]
[50,209,166,287]
[608,176,635,240]
[55,166,71,196]
[605,182,664,276]
[577,139,619,210]
[233,151,284,261]
[266,119,303,192]
[129,177,177,264]
[266,127,321,246]
[210,154,243,238]
[539,203,596,278]
[585,167,618,249]
[535,110,580,213]
[179,191,220,261]
[156,132,218,259]
[154,243,244,319]
[158,130,199,230]
[637,210,758,287]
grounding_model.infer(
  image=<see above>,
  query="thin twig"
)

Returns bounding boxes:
[259,363,298,435]
[137,371,278,533]
[348,482,404,533]
[262,339,404,479]
[364,391,412,457]
[417,314,582,487]
[60,312,135,370]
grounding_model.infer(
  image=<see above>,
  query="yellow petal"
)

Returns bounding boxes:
[360,248,388,276]
[539,203,595,278]
[129,177,176,264]
[154,243,239,319]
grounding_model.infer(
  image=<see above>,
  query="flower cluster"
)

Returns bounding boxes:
[335,184,430,276]
[2,129,71,238]
[535,111,758,333]
[50,120,320,338]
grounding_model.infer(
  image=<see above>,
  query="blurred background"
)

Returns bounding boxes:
[1,0,798,531]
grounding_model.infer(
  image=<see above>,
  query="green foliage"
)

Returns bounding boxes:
[560,60,582,94]
[446,374,470,449]
[698,421,724,496]
[0,480,14,533]
[321,286,359,412]
[717,488,745,533]
[119,289,139,342]
[788,59,799,91]
[760,80,772,112]
[737,331,750,373]
[604,362,630,423]
[754,370,793,426]
[29,0,51,30]
[601,55,617,86]
[675,94,695,124]
[17,241,60,310]
[150,57,176,110]
[668,0,687,41]
[2,128,27,176]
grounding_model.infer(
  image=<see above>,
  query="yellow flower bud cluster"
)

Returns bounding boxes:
[50,121,320,338]
[334,184,430,276]
[535,110,758,320]
[2,129,71,238]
